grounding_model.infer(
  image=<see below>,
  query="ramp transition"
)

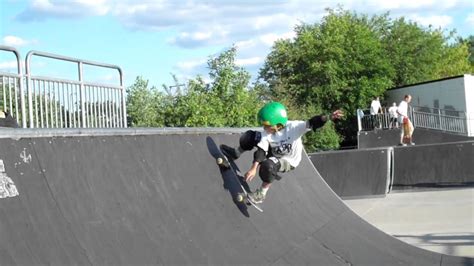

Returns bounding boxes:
[0,129,472,265]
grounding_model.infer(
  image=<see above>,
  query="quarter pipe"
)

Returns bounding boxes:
[0,128,471,265]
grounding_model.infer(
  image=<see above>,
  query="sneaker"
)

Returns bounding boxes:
[409,142,415,145]
[220,144,241,160]
[248,188,265,204]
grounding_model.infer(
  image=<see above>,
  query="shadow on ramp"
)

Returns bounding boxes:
[206,136,253,217]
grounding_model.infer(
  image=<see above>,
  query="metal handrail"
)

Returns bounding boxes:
[357,105,471,135]
[0,45,26,127]
[25,50,127,128]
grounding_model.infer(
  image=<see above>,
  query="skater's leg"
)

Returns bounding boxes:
[221,130,261,160]
[250,157,291,203]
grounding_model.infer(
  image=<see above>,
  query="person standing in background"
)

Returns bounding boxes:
[370,96,382,129]
[388,102,399,129]
[397,95,414,146]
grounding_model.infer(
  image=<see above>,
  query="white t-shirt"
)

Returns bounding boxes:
[397,100,408,117]
[370,100,381,115]
[388,106,398,118]
[256,120,311,167]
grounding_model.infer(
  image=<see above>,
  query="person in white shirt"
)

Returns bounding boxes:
[370,97,383,129]
[388,102,398,129]
[397,95,414,145]
[220,102,343,203]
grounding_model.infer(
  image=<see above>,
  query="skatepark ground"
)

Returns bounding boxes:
[345,188,474,257]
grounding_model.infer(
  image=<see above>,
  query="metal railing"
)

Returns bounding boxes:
[357,106,471,135]
[25,51,127,128]
[0,46,25,127]
[412,107,468,134]
[0,46,127,129]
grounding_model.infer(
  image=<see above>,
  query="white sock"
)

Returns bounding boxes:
[260,186,269,196]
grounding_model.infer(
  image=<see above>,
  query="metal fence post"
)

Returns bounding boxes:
[356,109,362,132]
[78,62,86,128]
[119,68,127,128]
[25,53,34,128]
[437,109,443,131]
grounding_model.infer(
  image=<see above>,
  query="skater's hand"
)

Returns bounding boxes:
[245,168,256,182]
[245,162,259,182]
[331,110,344,120]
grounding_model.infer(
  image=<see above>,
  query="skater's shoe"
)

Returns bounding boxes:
[409,142,415,145]
[220,144,241,160]
[248,188,265,204]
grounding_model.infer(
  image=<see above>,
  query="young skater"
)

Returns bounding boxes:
[221,102,343,203]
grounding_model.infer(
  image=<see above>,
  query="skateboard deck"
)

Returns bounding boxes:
[216,154,263,212]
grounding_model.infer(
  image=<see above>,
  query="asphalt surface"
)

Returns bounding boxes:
[345,188,474,257]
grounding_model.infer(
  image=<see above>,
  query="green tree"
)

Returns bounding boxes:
[434,40,472,77]
[382,19,471,85]
[126,47,262,128]
[259,7,472,149]
[455,35,474,73]
[467,35,474,65]
[260,8,394,148]
[172,47,261,127]
[126,76,165,127]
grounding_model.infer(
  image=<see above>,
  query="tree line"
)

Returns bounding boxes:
[126,8,473,152]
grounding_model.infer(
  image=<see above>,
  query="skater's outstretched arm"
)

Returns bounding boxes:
[308,110,344,131]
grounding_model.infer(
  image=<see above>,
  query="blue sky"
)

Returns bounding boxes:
[1,0,473,89]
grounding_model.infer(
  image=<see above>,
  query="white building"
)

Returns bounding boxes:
[384,74,474,136]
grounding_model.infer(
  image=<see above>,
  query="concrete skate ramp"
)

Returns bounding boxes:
[0,129,472,265]
[309,148,391,198]
[358,128,472,149]
[393,141,474,187]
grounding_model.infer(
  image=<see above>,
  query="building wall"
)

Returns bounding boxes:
[464,74,474,136]
[384,75,471,114]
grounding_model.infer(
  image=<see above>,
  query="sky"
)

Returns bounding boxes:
[1,0,473,90]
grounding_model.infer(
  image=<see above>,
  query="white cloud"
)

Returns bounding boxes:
[364,0,437,10]
[407,14,453,28]
[354,0,468,12]
[176,58,207,71]
[3,35,27,46]
[169,25,230,48]
[0,61,20,71]
[466,13,474,26]
[252,13,296,31]
[16,0,111,21]
[113,1,306,46]
[2,35,38,47]
[259,32,295,47]
[235,39,256,50]
[235,57,263,67]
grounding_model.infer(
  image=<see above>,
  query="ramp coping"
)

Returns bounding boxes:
[0,127,261,139]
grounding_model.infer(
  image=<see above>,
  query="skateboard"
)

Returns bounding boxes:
[216,154,263,212]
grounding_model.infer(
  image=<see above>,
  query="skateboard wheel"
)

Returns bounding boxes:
[216,158,224,165]
[236,194,244,202]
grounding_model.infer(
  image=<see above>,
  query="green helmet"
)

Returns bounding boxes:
[258,102,288,126]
